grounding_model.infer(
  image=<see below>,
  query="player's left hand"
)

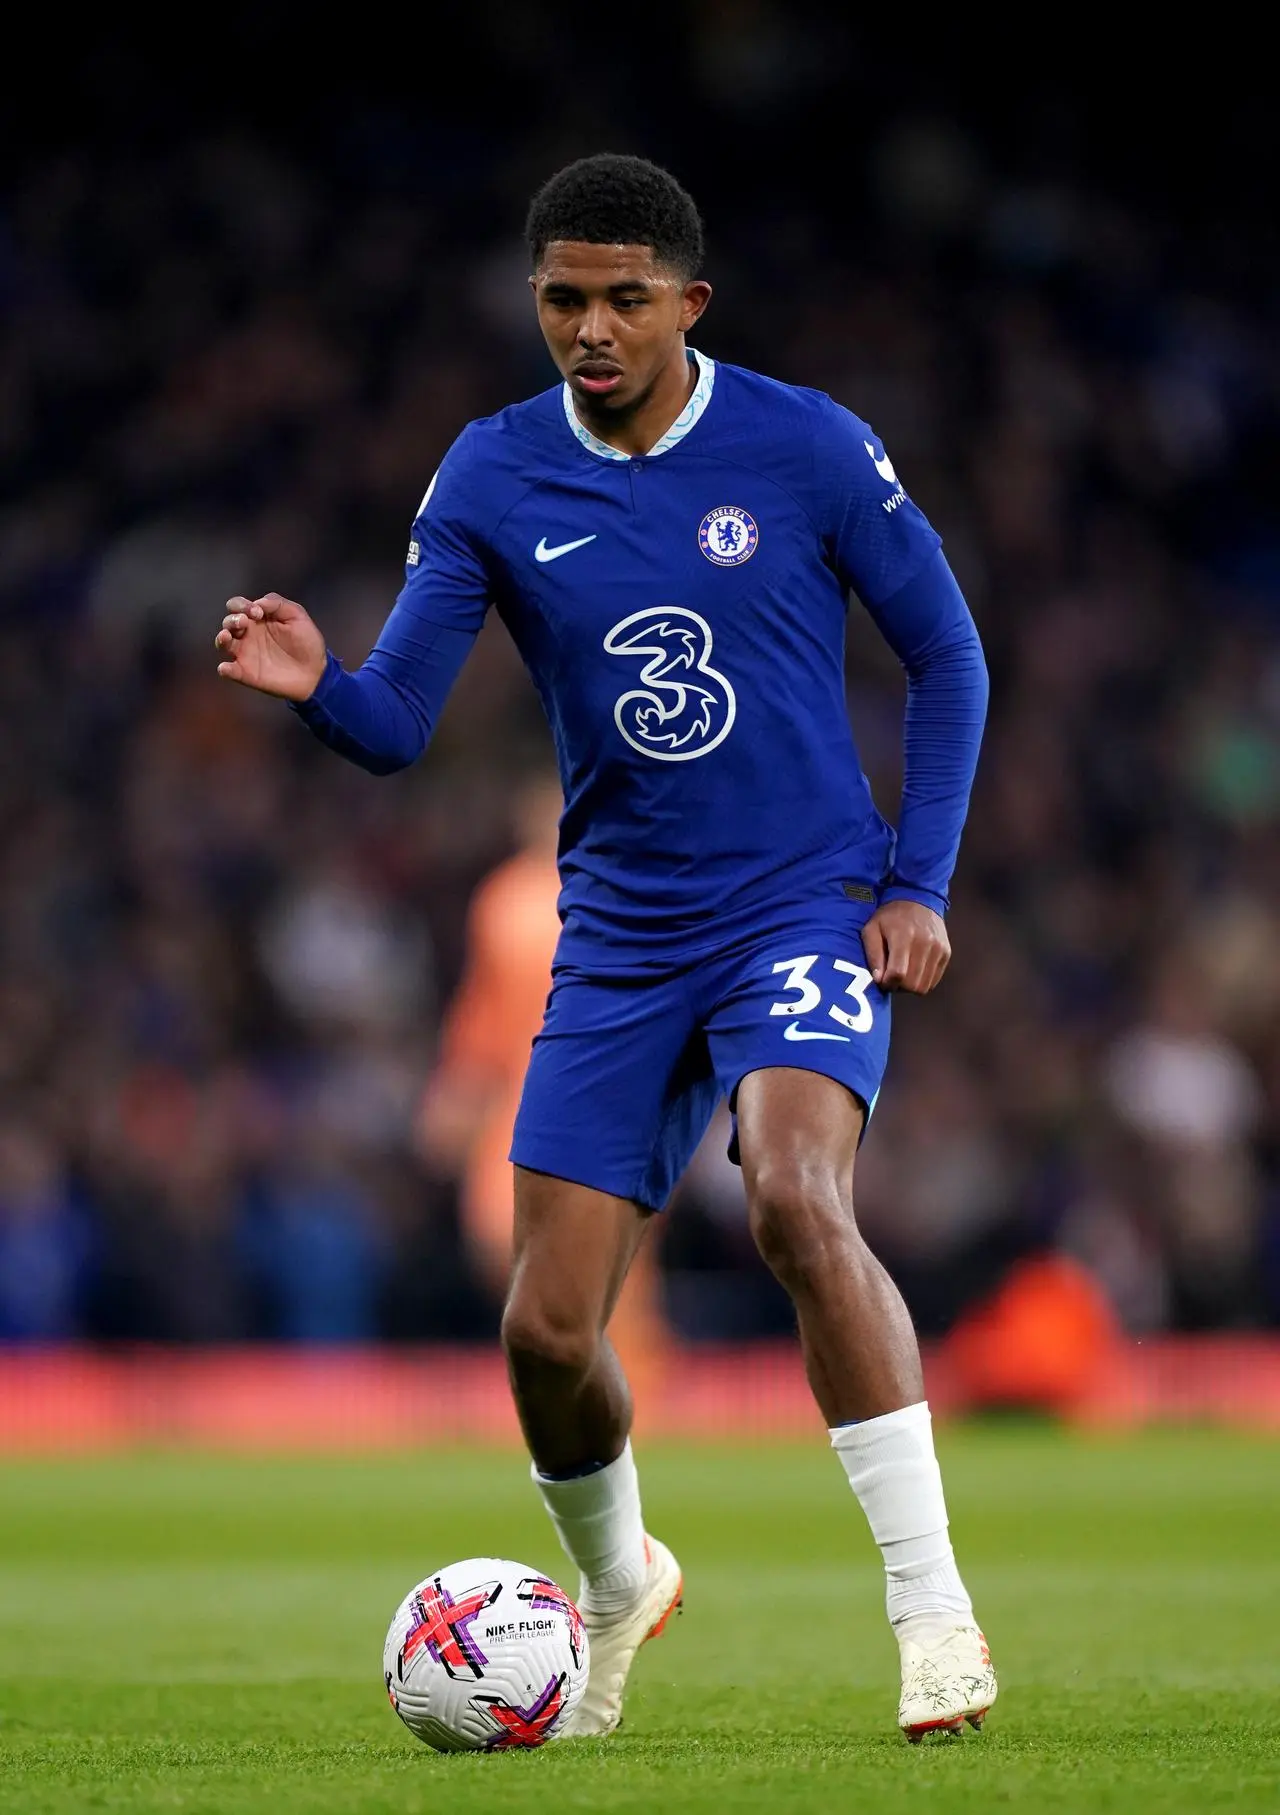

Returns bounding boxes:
[861,900,950,995]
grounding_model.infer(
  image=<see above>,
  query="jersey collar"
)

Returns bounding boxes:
[561,348,716,462]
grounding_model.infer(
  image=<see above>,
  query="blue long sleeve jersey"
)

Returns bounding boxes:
[295,352,989,962]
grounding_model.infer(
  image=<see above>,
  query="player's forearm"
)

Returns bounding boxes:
[290,623,476,775]
[869,552,989,913]
[885,631,988,911]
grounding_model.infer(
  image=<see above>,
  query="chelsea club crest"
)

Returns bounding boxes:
[698,506,758,567]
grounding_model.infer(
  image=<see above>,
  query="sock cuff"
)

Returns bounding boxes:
[532,1438,635,1505]
[829,1400,931,1453]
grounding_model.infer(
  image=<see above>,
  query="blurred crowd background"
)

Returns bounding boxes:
[2,10,1278,1347]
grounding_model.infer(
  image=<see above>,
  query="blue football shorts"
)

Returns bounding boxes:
[510,896,892,1212]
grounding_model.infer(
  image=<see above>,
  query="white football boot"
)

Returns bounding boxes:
[896,1620,997,1741]
[564,1535,683,1737]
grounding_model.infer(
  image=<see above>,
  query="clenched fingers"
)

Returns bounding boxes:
[879,932,948,993]
[862,902,951,996]
[888,937,949,994]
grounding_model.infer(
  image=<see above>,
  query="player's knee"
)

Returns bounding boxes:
[500,1296,598,1381]
[746,1164,860,1293]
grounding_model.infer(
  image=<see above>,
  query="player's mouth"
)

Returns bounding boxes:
[573,361,625,396]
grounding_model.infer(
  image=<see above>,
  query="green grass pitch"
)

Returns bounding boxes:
[1,1425,1277,1813]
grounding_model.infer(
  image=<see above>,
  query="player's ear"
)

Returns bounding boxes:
[678,280,712,332]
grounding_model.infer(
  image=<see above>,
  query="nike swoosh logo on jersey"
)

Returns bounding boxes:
[863,441,897,485]
[783,1024,852,1043]
[535,534,598,563]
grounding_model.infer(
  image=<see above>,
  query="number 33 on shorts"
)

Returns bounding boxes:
[711,939,890,1140]
[768,953,876,1037]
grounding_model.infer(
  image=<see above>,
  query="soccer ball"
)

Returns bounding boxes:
[383,1557,590,1751]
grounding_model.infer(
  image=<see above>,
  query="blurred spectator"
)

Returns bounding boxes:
[243,1135,390,1343]
[416,765,564,1296]
[0,1122,91,1340]
[0,21,1277,1340]
[1105,948,1265,1327]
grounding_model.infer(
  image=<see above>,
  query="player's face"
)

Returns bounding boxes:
[532,242,711,414]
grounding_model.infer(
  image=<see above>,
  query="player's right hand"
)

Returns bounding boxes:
[214,593,327,701]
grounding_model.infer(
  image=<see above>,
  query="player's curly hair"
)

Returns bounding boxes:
[525,154,704,278]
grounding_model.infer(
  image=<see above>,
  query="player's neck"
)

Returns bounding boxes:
[572,343,697,457]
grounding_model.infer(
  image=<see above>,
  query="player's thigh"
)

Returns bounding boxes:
[733,1069,863,1208]
[511,962,718,1216]
[703,906,892,1181]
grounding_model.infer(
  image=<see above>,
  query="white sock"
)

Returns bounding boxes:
[532,1440,648,1616]
[830,1401,974,1630]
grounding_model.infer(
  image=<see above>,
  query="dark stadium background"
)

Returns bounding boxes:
[2,7,1278,1385]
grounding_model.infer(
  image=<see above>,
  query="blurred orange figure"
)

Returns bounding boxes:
[943,1252,1122,1416]
[418,770,670,1403]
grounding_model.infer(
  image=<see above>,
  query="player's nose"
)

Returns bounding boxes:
[577,301,615,348]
